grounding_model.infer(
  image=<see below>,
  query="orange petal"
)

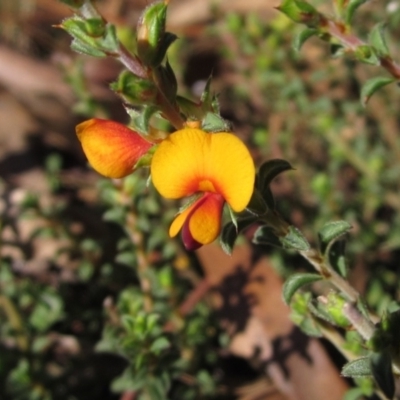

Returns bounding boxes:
[76,118,153,178]
[151,128,255,211]
[188,193,225,245]
[169,193,224,247]
[169,200,198,238]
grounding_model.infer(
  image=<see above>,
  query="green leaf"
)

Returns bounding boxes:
[200,76,214,112]
[176,96,203,120]
[133,106,159,134]
[282,273,322,304]
[71,38,106,57]
[281,226,310,251]
[258,159,293,189]
[327,240,348,277]
[360,76,395,106]
[354,45,380,65]
[150,336,170,355]
[115,251,136,267]
[342,357,372,378]
[202,112,232,132]
[246,189,268,216]
[154,60,178,102]
[318,220,352,253]
[277,0,322,27]
[220,216,257,255]
[345,0,367,25]
[136,2,169,67]
[293,28,318,52]
[252,225,283,248]
[370,351,395,400]
[369,22,390,57]
[111,71,156,106]
[330,43,345,58]
[256,159,293,206]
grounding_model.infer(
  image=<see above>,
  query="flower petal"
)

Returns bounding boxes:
[169,193,224,247]
[151,128,255,211]
[169,200,198,238]
[76,118,153,178]
[188,193,224,245]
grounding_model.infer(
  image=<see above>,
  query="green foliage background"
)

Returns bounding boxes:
[1,0,400,399]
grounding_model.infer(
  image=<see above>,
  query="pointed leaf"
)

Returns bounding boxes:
[133,106,159,134]
[220,216,258,255]
[327,240,348,277]
[361,76,395,106]
[281,226,310,251]
[355,45,380,65]
[369,22,389,57]
[277,0,321,27]
[283,273,322,304]
[370,351,395,400]
[246,189,268,217]
[258,159,293,189]
[345,0,367,25]
[330,43,345,58]
[341,357,372,378]
[293,28,318,52]
[202,112,232,132]
[176,96,203,120]
[71,38,106,57]
[200,76,214,112]
[318,220,352,253]
[252,225,283,248]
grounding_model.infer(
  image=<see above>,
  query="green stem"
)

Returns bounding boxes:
[325,19,400,79]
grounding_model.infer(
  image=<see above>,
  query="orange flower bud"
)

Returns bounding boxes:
[76,118,154,178]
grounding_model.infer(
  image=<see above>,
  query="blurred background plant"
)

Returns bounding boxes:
[1,0,400,399]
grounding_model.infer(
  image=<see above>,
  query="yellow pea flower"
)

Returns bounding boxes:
[151,128,255,250]
[76,118,154,178]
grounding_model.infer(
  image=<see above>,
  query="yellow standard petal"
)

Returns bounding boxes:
[76,118,153,178]
[151,128,255,211]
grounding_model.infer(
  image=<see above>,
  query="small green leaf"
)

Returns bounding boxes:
[345,0,367,25]
[369,22,390,57]
[71,38,106,57]
[370,351,395,400]
[176,96,203,120]
[258,159,293,189]
[342,357,372,377]
[252,225,283,248]
[318,220,352,253]
[330,43,345,58]
[220,216,257,255]
[154,60,178,102]
[281,226,310,251]
[282,273,322,304]
[111,70,156,105]
[293,28,318,51]
[115,252,136,267]
[354,45,380,65]
[133,106,159,134]
[246,189,268,216]
[150,336,170,355]
[200,76,214,112]
[360,76,395,106]
[257,159,293,205]
[136,2,169,67]
[202,112,232,132]
[277,0,322,27]
[327,240,348,277]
